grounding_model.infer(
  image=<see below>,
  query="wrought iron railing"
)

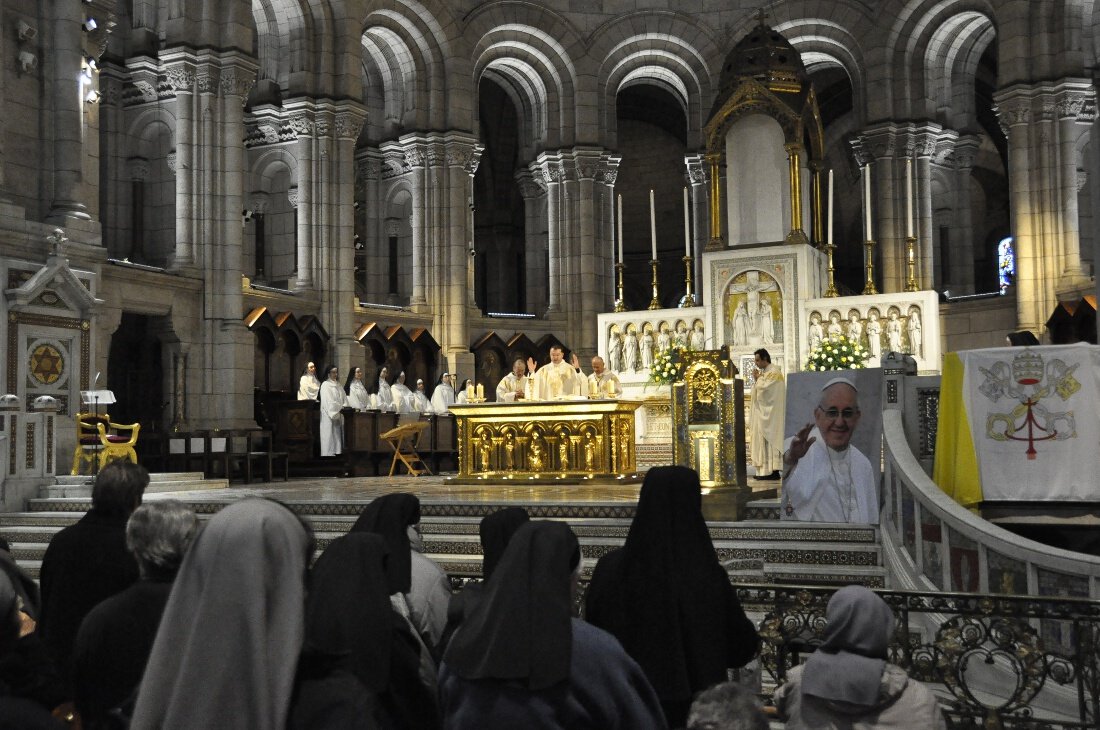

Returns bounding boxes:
[737,584,1100,730]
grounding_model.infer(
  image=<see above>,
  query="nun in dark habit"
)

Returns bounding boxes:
[439,520,667,730]
[437,506,530,655]
[584,465,760,728]
[288,532,439,730]
[351,494,452,655]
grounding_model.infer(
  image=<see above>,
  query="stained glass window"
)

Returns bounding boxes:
[998,236,1015,294]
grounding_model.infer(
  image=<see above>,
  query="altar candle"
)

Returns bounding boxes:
[466,382,474,400]
[476,383,484,400]
[863,163,872,241]
[650,189,657,260]
[827,169,834,246]
[617,193,623,264]
[905,157,914,238]
[683,187,691,257]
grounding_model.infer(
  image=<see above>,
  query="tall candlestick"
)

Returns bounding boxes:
[649,189,657,260]
[683,187,690,256]
[827,169,834,245]
[905,157,914,238]
[617,193,623,264]
[863,163,872,240]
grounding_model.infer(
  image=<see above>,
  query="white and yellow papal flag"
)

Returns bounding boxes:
[933,344,1100,507]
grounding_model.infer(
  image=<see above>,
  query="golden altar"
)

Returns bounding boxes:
[447,399,644,483]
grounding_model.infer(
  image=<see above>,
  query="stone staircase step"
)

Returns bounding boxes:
[48,472,228,498]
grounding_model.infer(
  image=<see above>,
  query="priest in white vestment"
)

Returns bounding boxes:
[781,378,877,524]
[391,371,414,412]
[495,358,528,402]
[297,362,320,400]
[412,379,432,413]
[319,365,347,456]
[375,366,395,411]
[526,346,587,400]
[431,372,456,413]
[588,356,622,397]
[344,367,371,410]
[749,349,785,480]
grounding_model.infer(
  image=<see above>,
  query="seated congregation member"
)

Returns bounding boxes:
[0,573,64,730]
[319,364,347,457]
[430,373,455,414]
[130,499,314,730]
[72,500,199,729]
[39,461,149,677]
[352,494,451,653]
[345,367,372,411]
[774,585,946,730]
[289,533,439,730]
[438,507,530,654]
[585,465,760,729]
[686,682,768,730]
[440,521,667,730]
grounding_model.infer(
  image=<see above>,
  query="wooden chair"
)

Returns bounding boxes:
[230,430,289,483]
[379,417,431,476]
[71,413,140,475]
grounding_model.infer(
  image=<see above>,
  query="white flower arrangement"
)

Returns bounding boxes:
[805,334,870,371]
[648,343,688,386]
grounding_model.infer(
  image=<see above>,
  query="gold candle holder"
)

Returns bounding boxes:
[824,243,839,297]
[862,239,878,295]
[647,259,660,310]
[904,235,919,292]
[680,255,697,307]
[613,262,626,312]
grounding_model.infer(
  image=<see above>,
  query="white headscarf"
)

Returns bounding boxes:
[131,499,311,730]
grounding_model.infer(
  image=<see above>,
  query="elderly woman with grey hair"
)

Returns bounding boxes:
[72,500,200,729]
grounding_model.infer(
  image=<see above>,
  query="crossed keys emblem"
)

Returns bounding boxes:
[980,352,1079,460]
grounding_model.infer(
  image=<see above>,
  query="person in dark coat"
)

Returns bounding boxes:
[38,461,149,677]
[72,500,199,729]
[289,532,439,730]
[0,569,65,729]
[440,520,667,730]
[585,465,760,728]
[438,507,530,655]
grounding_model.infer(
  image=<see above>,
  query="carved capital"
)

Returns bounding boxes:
[165,151,177,172]
[126,157,150,180]
[287,115,313,137]
[249,191,272,214]
[287,186,300,208]
[335,111,366,141]
[403,146,426,168]
[163,66,195,93]
[195,71,217,95]
[219,67,256,99]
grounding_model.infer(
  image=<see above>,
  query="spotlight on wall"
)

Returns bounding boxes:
[242,209,254,224]
[354,234,363,250]
[17,20,36,41]
[18,50,37,74]
[82,17,97,32]
[84,89,100,104]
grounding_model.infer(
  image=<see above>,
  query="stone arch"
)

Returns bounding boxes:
[590,12,722,150]
[467,4,582,148]
[247,150,299,284]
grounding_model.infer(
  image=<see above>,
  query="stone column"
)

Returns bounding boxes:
[163,58,196,269]
[287,108,315,291]
[600,154,622,312]
[534,153,564,314]
[126,157,150,262]
[405,143,428,309]
[855,126,901,292]
[949,135,980,294]
[516,169,548,313]
[1054,84,1093,283]
[443,135,482,368]
[565,148,604,352]
[356,149,384,303]
[46,0,91,222]
[685,155,709,294]
[329,107,367,373]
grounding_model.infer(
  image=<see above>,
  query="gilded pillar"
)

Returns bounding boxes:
[705,152,723,250]
[784,143,809,245]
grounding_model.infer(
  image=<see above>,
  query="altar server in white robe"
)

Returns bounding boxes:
[526,346,587,400]
[297,362,320,401]
[781,378,878,524]
[391,371,414,412]
[412,379,432,413]
[749,349,785,480]
[431,372,456,413]
[319,365,347,457]
[375,366,395,411]
[344,367,371,411]
[588,356,622,397]
[495,358,528,402]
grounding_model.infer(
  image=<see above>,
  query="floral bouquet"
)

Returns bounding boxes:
[648,343,688,385]
[805,335,870,371]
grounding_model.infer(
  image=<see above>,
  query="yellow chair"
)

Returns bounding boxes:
[71,413,141,475]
